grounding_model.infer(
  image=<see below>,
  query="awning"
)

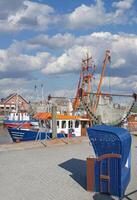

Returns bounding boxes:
[33,112,88,120]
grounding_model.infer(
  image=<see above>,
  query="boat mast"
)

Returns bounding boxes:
[73,53,96,112]
[93,50,111,113]
[41,84,44,106]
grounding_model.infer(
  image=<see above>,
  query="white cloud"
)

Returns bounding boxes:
[112,58,126,68]
[66,0,135,29]
[0,0,24,19]
[47,75,137,98]
[0,78,31,98]
[41,32,137,79]
[0,1,136,98]
[29,33,76,50]
[42,45,91,74]
[0,31,137,96]
[90,73,137,95]
[0,0,136,32]
[53,89,75,98]
[1,32,137,79]
[66,1,106,29]
[112,0,134,10]
[0,46,52,75]
[0,0,57,32]
[108,75,137,92]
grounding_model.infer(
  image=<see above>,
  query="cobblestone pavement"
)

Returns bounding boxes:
[0,136,137,200]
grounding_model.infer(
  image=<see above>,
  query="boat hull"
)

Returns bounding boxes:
[8,128,66,142]
[3,119,35,128]
[4,121,30,128]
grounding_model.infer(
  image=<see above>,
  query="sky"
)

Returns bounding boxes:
[0,0,137,101]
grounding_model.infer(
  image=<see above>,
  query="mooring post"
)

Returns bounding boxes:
[52,105,57,139]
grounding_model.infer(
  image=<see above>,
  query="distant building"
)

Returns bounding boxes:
[48,97,72,114]
[31,97,72,114]
[0,93,30,114]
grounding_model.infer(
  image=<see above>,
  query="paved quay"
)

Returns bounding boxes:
[0,135,137,200]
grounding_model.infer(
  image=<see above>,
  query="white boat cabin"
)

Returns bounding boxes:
[8,111,30,121]
[34,112,90,137]
[56,118,89,136]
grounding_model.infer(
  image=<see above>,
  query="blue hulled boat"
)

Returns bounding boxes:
[7,112,90,142]
[8,128,53,142]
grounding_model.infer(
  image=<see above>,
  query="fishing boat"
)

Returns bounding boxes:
[3,110,31,128]
[7,112,90,142]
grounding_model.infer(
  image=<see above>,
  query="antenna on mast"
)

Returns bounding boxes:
[41,84,44,106]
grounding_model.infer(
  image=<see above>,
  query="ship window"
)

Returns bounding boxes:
[81,121,87,128]
[45,120,50,129]
[75,120,79,128]
[41,120,44,127]
[57,121,59,128]
[62,121,66,128]
[68,120,73,128]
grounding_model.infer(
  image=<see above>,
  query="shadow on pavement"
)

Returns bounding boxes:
[93,190,137,200]
[59,158,86,190]
[93,193,115,200]
[120,189,137,200]
[59,159,137,200]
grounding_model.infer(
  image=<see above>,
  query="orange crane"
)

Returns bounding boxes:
[93,50,111,113]
[73,54,96,112]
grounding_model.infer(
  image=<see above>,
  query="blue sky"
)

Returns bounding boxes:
[0,0,137,101]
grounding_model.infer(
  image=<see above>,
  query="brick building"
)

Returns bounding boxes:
[0,93,30,114]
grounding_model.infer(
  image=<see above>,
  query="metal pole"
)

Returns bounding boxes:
[41,84,44,106]
[52,105,57,139]
[87,92,134,98]
[93,50,111,112]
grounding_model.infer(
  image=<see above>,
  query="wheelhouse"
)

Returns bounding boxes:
[34,112,90,137]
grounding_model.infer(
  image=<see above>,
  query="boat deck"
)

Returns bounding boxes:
[0,135,137,200]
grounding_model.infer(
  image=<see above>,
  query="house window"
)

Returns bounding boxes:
[11,107,15,109]
[6,105,10,108]
[0,106,4,109]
